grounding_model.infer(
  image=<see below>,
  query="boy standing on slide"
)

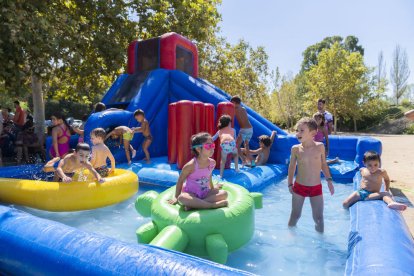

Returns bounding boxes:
[230,96,254,166]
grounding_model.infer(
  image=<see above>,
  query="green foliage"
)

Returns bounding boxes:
[199,37,271,118]
[269,74,302,129]
[403,123,414,134]
[301,36,364,72]
[304,42,376,130]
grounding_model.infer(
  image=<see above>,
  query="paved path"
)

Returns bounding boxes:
[374,134,414,237]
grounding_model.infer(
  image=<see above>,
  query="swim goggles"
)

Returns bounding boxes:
[192,143,215,150]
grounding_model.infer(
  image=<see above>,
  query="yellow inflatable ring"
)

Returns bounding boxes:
[0,169,138,211]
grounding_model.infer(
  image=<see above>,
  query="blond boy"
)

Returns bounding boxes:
[90,128,115,177]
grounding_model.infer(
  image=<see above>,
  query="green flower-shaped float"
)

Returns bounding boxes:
[135,183,263,264]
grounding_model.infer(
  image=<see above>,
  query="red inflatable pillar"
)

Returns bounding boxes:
[193,101,205,134]
[168,103,177,164]
[204,103,215,136]
[127,41,138,74]
[215,102,236,169]
[176,100,193,169]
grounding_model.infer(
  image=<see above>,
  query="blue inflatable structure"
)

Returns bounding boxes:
[1,32,412,275]
[345,172,414,275]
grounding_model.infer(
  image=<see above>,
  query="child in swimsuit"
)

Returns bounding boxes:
[45,143,104,183]
[241,131,277,166]
[105,126,136,165]
[212,115,239,179]
[342,151,407,210]
[49,114,71,158]
[230,96,254,166]
[168,132,228,210]
[288,117,334,233]
[313,113,339,164]
[90,128,115,177]
[133,109,152,163]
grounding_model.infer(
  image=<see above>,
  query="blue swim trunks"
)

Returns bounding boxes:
[239,128,253,142]
[358,188,373,201]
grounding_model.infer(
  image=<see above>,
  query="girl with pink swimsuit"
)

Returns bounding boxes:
[313,113,329,156]
[168,132,228,210]
[50,114,71,158]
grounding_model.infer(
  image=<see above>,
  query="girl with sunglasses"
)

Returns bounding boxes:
[168,132,228,210]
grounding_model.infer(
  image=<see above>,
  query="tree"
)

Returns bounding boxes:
[390,45,410,105]
[305,42,370,132]
[199,38,271,117]
[301,35,364,72]
[374,51,388,96]
[0,1,223,138]
[269,74,301,130]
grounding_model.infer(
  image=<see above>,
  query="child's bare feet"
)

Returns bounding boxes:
[128,161,132,166]
[212,200,228,208]
[388,202,407,211]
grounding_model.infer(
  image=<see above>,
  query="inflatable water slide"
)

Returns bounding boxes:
[0,33,413,275]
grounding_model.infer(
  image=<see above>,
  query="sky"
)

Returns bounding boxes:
[218,0,414,96]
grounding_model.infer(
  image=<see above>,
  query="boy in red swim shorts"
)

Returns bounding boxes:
[287,117,334,233]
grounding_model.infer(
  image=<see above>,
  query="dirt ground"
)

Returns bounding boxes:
[344,133,414,236]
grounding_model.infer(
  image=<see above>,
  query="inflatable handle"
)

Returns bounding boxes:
[136,222,158,244]
[135,190,159,217]
[206,234,228,264]
[150,225,189,252]
[250,192,263,209]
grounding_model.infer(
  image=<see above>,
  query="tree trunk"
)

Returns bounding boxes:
[31,73,45,142]
[353,118,357,132]
[334,111,337,134]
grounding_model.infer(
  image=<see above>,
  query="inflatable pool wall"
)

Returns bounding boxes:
[0,206,253,276]
[345,172,414,275]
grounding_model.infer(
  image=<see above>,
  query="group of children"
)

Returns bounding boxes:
[44,97,407,234]
[44,109,152,182]
[169,100,407,234]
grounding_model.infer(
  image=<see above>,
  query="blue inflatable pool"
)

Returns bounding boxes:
[345,172,414,275]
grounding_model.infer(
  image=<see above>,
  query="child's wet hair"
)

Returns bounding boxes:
[91,128,106,139]
[191,132,212,156]
[134,109,145,117]
[363,151,381,163]
[296,117,318,131]
[230,95,241,104]
[76,143,90,152]
[259,135,272,147]
[217,114,232,129]
[312,112,325,127]
[94,102,106,112]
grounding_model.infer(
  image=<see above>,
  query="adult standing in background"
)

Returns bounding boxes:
[317,98,334,134]
[13,100,25,128]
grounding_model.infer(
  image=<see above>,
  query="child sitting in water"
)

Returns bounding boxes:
[168,132,228,210]
[212,115,239,178]
[313,112,339,164]
[342,151,407,211]
[105,126,136,165]
[133,109,152,163]
[44,143,104,183]
[90,128,115,177]
[288,117,334,233]
[241,131,277,166]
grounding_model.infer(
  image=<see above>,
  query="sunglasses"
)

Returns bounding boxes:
[192,143,215,150]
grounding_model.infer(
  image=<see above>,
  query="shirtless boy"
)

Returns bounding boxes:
[133,109,152,163]
[90,128,115,177]
[288,117,334,233]
[47,143,104,183]
[230,96,254,166]
[342,151,407,211]
[106,126,136,165]
[241,131,277,166]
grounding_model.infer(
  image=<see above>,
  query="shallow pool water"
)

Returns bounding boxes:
[16,179,352,275]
